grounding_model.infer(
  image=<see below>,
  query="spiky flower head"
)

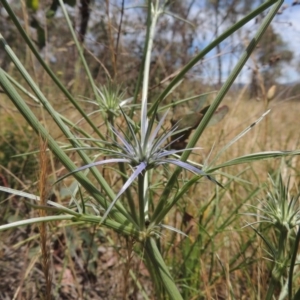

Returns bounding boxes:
[252,175,300,232]
[59,107,222,223]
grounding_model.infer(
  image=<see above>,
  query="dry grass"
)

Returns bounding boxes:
[1,88,300,299]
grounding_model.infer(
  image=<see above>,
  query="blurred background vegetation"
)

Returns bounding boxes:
[1,0,300,299]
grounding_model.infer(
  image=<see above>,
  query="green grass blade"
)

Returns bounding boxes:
[209,150,300,172]
[0,215,75,231]
[145,237,183,300]
[57,0,99,100]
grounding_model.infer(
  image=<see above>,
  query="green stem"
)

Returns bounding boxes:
[76,214,140,238]
[0,215,74,231]
[144,171,150,223]
[141,0,161,146]
[266,228,288,300]
[0,213,140,239]
[130,1,152,118]
[266,279,276,300]
[288,226,300,299]
[58,0,99,100]
[145,237,183,300]
[138,172,146,230]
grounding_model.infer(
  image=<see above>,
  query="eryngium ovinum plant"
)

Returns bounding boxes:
[1,0,300,299]
[246,173,300,300]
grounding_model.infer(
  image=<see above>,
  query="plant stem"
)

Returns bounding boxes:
[141,0,160,146]
[144,171,150,224]
[266,228,288,300]
[145,237,183,300]
[138,172,146,230]
[288,226,300,299]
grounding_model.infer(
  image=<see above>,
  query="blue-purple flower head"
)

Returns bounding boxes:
[59,108,222,221]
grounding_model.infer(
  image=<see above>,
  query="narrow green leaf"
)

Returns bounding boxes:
[210,150,300,172]
[145,238,183,300]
